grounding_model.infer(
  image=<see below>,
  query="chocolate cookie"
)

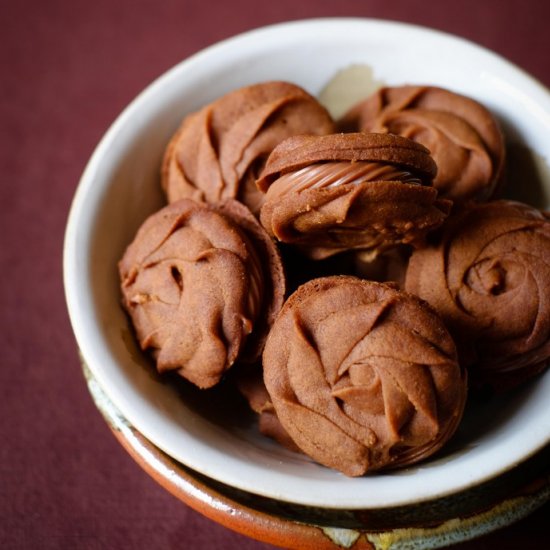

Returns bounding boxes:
[119,199,285,389]
[263,276,467,476]
[258,132,451,259]
[234,367,301,453]
[340,85,505,203]
[162,81,335,215]
[405,200,550,391]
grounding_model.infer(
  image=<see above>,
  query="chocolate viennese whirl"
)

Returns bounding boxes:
[263,276,467,476]
[119,199,285,389]
[162,81,335,215]
[405,200,550,391]
[258,132,451,259]
[234,367,300,453]
[340,85,505,203]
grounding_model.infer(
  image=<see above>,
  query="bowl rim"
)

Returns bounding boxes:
[84,362,550,548]
[64,17,550,510]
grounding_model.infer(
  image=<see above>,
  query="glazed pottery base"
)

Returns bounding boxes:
[84,363,549,550]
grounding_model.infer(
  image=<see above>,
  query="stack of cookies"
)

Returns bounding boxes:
[118,81,549,476]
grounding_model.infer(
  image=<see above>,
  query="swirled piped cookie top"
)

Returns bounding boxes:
[339,85,506,203]
[162,81,335,215]
[262,276,467,476]
[405,200,550,390]
[258,132,451,259]
[119,199,285,389]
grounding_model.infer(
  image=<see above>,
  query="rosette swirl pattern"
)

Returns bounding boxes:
[258,133,451,260]
[263,276,467,476]
[339,85,505,202]
[119,199,285,389]
[162,81,335,215]
[405,200,550,390]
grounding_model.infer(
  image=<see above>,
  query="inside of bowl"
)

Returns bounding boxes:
[67,19,550,509]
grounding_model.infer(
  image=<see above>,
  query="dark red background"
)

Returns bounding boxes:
[2,1,549,548]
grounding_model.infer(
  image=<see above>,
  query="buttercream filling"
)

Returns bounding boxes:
[235,229,264,333]
[267,161,423,198]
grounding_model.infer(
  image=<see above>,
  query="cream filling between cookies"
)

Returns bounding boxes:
[234,230,265,335]
[267,161,423,198]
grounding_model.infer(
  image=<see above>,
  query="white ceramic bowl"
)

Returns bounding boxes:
[64,18,550,509]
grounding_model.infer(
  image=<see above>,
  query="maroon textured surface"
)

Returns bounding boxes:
[2,1,548,548]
